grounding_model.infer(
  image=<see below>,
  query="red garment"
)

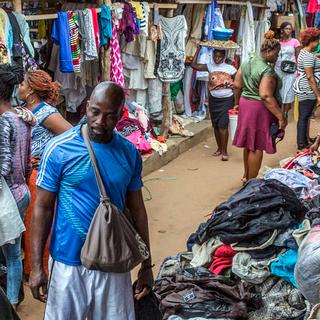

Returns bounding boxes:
[283,149,312,169]
[307,0,320,14]
[209,244,237,275]
[90,8,100,50]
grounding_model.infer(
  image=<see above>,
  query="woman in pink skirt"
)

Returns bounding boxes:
[233,31,287,182]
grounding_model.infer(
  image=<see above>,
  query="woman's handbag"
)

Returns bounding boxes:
[0,176,25,247]
[80,125,150,273]
[281,60,297,74]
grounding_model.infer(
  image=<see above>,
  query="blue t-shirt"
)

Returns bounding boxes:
[51,12,73,73]
[36,125,143,266]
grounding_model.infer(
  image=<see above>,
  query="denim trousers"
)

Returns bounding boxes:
[297,99,316,149]
[2,191,30,304]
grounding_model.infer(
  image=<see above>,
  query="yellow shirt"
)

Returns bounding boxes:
[130,1,144,20]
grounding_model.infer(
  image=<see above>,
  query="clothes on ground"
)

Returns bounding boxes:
[270,249,298,287]
[36,125,143,266]
[294,49,320,101]
[232,252,276,284]
[275,38,300,104]
[188,179,306,248]
[295,225,320,305]
[154,273,258,320]
[209,245,236,275]
[44,258,134,320]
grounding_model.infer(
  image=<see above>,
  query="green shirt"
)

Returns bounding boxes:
[241,54,277,101]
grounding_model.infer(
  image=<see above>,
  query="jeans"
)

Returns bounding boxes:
[2,191,30,304]
[297,99,316,149]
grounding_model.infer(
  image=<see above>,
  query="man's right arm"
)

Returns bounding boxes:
[29,187,56,303]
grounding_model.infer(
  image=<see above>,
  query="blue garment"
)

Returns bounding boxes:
[2,192,30,304]
[31,102,58,157]
[98,5,112,46]
[51,12,73,73]
[36,125,143,266]
[270,249,298,287]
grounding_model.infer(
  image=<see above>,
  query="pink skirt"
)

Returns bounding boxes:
[233,97,277,154]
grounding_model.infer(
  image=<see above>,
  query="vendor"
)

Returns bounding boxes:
[191,46,237,161]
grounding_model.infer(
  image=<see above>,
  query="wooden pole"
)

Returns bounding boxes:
[12,0,22,12]
[160,8,174,138]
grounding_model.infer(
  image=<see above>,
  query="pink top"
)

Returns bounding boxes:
[276,38,300,67]
[279,38,300,48]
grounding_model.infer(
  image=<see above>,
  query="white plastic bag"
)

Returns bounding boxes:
[0,176,25,246]
[295,225,320,304]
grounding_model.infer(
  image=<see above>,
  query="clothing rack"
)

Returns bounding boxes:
[176,0,268,8]
[23,3,177,21]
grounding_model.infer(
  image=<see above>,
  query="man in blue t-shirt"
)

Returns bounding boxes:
[29,82,153,319]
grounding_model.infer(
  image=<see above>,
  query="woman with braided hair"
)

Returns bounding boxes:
[233,31,287,182]
[18,70,72,278]
[0,61,36,310]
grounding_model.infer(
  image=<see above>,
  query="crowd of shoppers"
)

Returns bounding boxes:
[1,19,320,320]
[189,25,320,182]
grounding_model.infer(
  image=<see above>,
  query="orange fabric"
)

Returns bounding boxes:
[23,168,50,277]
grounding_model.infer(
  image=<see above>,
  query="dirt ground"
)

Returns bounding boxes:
[17,116,318,319]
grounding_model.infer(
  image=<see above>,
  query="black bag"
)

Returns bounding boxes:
[281,60,297,74]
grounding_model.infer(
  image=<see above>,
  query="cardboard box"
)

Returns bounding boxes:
[272,15,295,30]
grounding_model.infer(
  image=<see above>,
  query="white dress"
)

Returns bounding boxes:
[275,38,300,104]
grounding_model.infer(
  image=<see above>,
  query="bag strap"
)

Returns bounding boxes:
[81,124,109,200]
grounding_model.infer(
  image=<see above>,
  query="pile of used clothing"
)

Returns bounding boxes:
[155,149,320,319]
[116,102,167,156]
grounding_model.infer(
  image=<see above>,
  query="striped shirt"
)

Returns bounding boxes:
[293,49,320,101]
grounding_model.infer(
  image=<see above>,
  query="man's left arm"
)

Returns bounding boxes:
[126,189,153,300]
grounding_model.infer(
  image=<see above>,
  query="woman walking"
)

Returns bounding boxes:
[233,31,286,182]
[0,62,35,310]
[275,22,301,114]
[18,70,72,277]
[191,47,237,161]
[293,27,320,151]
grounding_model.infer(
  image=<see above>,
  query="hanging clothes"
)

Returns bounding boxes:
[110,20,124,87]
[80,9,98,61]
[307,0,320,14]
[13,13,34,57]
[68,11,81,73]
[98,5,112,47]
[51,12,73,73]
[119,3,139,43]
[91,8,100,49]
[240,2,255,63]
[157,15,187,83]
[140,2,150,37]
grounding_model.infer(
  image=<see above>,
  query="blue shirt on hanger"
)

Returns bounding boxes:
[51,12,74,73]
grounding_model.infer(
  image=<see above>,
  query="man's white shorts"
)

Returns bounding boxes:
[44,259,135,320]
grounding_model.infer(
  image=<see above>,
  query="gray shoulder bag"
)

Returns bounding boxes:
[80,124,150,273]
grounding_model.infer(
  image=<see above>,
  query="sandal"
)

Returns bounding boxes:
[213,150,222,157]
[221,155,229,161]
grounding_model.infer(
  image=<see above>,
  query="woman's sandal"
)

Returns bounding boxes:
[221,155,229,161]
[213,150,222,157]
